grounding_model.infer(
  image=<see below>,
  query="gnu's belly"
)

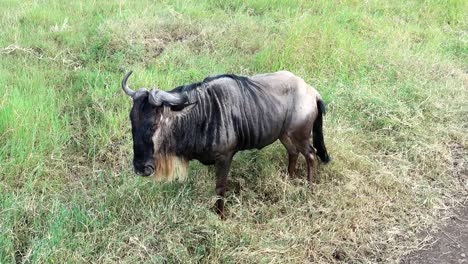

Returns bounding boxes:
[231,109,285,150]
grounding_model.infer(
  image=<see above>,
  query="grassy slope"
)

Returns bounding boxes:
[1,0,467,263]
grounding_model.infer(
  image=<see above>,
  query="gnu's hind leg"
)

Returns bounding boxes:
[295,140,317,186]
[305,152,316,185]
[280,135,299,177]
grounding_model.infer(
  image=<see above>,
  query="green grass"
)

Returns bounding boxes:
[1,0,467,263]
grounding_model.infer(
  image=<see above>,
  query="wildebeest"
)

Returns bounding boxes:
[121,70,330,218]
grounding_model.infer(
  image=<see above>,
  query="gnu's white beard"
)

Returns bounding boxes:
[153,154,188,182]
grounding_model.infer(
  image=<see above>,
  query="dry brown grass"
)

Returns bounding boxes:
[1,0,467,263]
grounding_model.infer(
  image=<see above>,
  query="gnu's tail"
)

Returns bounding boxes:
[313,99,331,163]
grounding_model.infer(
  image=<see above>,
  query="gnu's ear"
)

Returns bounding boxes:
[170,102,196,112]
[167,103,197,118]
[164,102,197,117]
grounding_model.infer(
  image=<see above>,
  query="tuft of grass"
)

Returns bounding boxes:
[1,0,467,263]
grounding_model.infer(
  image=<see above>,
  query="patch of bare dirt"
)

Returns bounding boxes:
[450,143,468,190]
[401,204,468,264]
[401,142,467,264]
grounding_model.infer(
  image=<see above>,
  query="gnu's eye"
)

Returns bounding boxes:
[143,132,153,144]
[142,126,156,145]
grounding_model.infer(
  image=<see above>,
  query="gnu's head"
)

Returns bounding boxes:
[121,71,192,177]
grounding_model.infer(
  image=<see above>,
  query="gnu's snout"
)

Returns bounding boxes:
[141,165,154,176]
[133,161,155,177]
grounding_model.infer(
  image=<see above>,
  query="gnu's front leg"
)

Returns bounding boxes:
[214,152,234,219]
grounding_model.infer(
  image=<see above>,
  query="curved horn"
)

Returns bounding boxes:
[149,90,189,106]
[122,71,136,97]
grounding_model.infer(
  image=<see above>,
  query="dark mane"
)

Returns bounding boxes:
[169,73,259,94]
